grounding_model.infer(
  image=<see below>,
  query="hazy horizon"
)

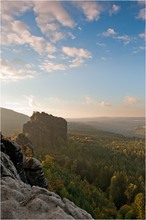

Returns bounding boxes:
[1,1,145,118]
[0,107,145,121]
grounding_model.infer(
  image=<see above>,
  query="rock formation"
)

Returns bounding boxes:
[13,132,34,156]
[0,136,93,219]
[23,111,67,149]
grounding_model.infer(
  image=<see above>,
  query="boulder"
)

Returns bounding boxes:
[1,135,48,189]
[1,136,27,183]
[23,157,48,189]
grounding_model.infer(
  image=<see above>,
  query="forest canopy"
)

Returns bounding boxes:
[34,126,145,219]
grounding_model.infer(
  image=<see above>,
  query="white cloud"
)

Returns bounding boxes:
[68,32,76,40]
[25,95,40,108]
[100,101,112,107]
[138,32,145,39]
[1,17,56,54]
[78,26,82,31]
[136,0,145,20]
[51,32,65,43]
[101,57,107,61]
[83,97,112,107]
[46,43,56,54]
[102,28,117,36]
[33,1,74,42]
[62,47,92,58]
[114,35,132,45]
[1,1,32,22]
[101,28,133,45]
[84,96,98,105]
[109,4,121,16]
[62,47,92,68]
[69,58,84,68]
[136,8,146,20]
[1,1,67,54]
[96,42,106,47]
[40,61,67,72]
[124,96,140,105]
[28,35,56,54]
[138,46,145,50]
[2,19,29,45]
[133,46,145,54]
[34,1,74,28]
[48,55,56,59]
[10,58,33,69]
[1,59,37,81]
[75,1,102,21]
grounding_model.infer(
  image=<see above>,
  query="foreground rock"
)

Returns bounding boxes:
[1,177,93,219]
[23,111,67,149]
[1,146,93,219]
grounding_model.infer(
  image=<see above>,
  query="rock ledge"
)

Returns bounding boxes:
[1,151,93,219]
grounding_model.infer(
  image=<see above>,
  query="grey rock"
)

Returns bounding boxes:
[1,136,28,183]
[23,157,48,188]
[1,152,94,219]
[63,198,93,219]
[0,152,20,180]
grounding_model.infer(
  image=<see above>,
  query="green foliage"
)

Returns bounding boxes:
[118,204,132,219]
[109,171,127,209]
[35,129,145,219]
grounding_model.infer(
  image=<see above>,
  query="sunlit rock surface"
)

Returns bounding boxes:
[1,152,93,219]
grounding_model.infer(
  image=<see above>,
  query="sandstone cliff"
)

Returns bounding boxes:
[23,112,67,149]
[0,138,93,219]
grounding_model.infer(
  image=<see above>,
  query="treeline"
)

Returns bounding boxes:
[36,131,145,219]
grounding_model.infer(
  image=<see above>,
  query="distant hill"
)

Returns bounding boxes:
[1,107,145,139]
[0,107,30,136]
[67,117,145,138]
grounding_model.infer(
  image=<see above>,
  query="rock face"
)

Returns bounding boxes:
[23,112,67,149]
[1,146,93,219]
[1,135,48,188]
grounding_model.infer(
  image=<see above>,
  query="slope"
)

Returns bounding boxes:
[0,107,30,136]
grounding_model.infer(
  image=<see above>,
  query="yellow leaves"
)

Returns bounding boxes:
[41,154,54,166]
[134,193,145,219]
[26,146,33,157]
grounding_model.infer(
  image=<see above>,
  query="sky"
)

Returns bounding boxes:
[1,0,145,118]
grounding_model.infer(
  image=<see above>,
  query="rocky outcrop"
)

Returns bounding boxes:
[13,133,34,156]
[23,112,67,149]
[1,147,93,219]
[1,135,48,189]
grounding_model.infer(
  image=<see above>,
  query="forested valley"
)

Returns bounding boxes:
[34,124,145,219]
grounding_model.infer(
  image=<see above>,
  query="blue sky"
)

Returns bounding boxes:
[1,0,145,118]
